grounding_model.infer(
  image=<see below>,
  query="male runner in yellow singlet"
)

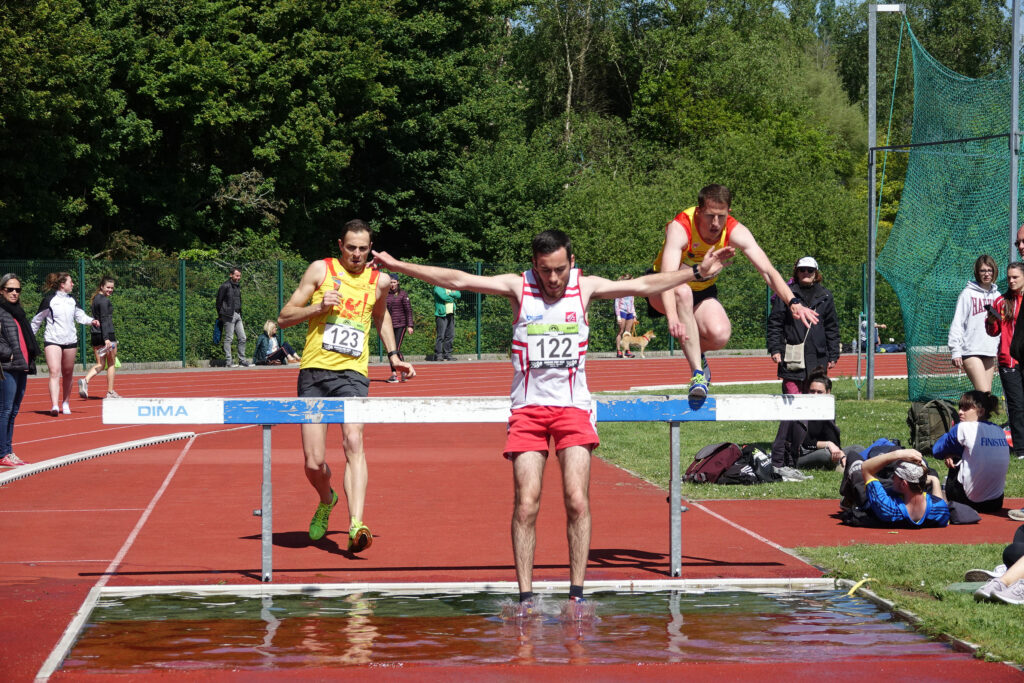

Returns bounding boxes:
[649,184,819,398]
[278,219,415,552]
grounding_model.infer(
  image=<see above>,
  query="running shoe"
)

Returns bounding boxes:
[965,565,1007,582]
[562,596,594,621]
[348,522,373,553]
[688,372,708,398]
[1008,508,1024,522]
[502,598,537,620]
[308,489,338,541]
[992,580,1024,605]
[50,405,59,417]
[78,378,88,399]
[974,578,1004,602]
[616,352,623,358]
[239,359,252,367]
[0,453,27,467]
[624,351,635,358]
[62,402,71,415]
[106,391,122,399]
[701,352,711,384]
[386,375,399,383]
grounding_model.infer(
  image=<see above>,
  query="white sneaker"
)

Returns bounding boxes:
[965,565,1007,582]
[1008,509,1024,522]
[974,578,1004,601]
[78,378,88,399]
[105,391,122,399]
[992,580,1024,605]
[62,402,71,415]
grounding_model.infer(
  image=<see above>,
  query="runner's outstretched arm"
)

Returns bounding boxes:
[371,250,520,299]
[585,246,735,300]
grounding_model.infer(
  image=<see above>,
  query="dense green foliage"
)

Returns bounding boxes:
[3,0,961,267]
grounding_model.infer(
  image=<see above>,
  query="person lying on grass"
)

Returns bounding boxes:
[860,449,949,528]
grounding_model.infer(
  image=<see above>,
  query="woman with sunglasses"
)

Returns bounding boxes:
[0,274,39,466]
[949,254,999,392]
[30,272,99,416]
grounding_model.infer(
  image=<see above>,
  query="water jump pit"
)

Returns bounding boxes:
[48,579,974,674]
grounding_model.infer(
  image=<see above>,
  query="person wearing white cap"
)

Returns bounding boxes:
[647,184,818,399]
[766,256,840,393]
[859,448,949,528]
[949,254,999,392]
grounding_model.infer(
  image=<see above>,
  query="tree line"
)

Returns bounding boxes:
[0,0,1011,275]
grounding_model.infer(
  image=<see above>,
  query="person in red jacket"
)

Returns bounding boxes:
[985,261,1024,461]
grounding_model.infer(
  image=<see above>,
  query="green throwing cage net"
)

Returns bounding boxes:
[877,22,1017,401]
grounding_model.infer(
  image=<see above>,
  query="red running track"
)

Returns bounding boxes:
[0,353,1018,680]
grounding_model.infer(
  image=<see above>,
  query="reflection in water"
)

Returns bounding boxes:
[63,589,968,673]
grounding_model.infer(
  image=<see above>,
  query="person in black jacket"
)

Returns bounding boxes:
[766,256,841,391]
[0,273,39,467]
[79,276,120,399]
[216,267,250,367]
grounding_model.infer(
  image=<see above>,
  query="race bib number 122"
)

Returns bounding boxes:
[526,322,580,368]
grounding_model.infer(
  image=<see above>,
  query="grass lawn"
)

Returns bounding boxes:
[596,377,1024,664]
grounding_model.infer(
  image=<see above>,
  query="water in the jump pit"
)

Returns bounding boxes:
[62,588,964,672]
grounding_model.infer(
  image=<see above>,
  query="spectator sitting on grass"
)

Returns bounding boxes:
[970,524,1024,604]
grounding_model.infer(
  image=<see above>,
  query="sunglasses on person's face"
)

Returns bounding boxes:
[797,267,816,274]
[3,287,21,293]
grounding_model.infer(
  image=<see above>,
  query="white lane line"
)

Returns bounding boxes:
[35,434,198,681]
[1,509,146,513]
[684,500,816,568]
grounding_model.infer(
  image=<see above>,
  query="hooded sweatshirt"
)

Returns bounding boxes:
[948,280,999,359]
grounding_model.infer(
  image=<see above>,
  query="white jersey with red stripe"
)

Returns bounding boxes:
[510,268,592,410]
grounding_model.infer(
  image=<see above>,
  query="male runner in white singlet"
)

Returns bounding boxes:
[372,230,733,615]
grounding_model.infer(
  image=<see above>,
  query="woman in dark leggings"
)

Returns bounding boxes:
[770,370,862,470]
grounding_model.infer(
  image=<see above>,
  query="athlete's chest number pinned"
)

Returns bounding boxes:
[323,318,366,357]
[526,323,580,368]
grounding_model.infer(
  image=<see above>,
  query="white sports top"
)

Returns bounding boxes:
[509,268,591,410]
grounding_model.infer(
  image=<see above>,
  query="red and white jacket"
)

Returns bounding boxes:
[985,292,1022,368]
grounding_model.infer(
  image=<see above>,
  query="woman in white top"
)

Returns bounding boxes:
[949,255,1000,392]
[30,273,98,416]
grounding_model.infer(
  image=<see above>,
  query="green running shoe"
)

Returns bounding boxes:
[348,522,373,553]
[309,489,338,541]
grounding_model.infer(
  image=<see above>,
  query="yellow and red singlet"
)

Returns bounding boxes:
[300,258,379,376]
[652,206,737,291]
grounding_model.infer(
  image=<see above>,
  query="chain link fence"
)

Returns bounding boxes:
[0,258,899,367]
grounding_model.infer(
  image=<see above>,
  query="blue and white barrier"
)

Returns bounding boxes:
[104,394,833,581]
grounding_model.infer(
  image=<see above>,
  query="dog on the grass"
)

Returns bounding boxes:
[618,330,656,358]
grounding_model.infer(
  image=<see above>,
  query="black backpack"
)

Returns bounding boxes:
[684,442,743,484]
[906,399,958,455]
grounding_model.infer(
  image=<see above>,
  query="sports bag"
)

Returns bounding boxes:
[906,399,958,455]
[684,442,743,484]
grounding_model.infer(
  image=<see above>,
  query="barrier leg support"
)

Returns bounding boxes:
[669,421,681,577]
[261,425,273,582]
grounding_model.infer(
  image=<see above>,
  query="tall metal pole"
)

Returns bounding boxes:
[867,4,904,400]
[867,5,878,399]
[1012,0,1021,263]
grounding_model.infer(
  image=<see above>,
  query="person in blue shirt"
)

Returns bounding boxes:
[861,448,949,528]
[932,390,1010,514]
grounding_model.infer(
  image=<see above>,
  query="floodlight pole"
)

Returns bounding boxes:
[1011,0,1021,264]
[867,4,903,400]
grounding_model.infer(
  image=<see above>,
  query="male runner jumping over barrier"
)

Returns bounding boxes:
[278,219,415,553]
[372,229,733,615]
[648,184,819,398]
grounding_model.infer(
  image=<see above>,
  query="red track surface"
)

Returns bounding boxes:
[0,353,1019,680]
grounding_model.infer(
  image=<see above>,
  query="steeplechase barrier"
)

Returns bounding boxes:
[104,394,833,581]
